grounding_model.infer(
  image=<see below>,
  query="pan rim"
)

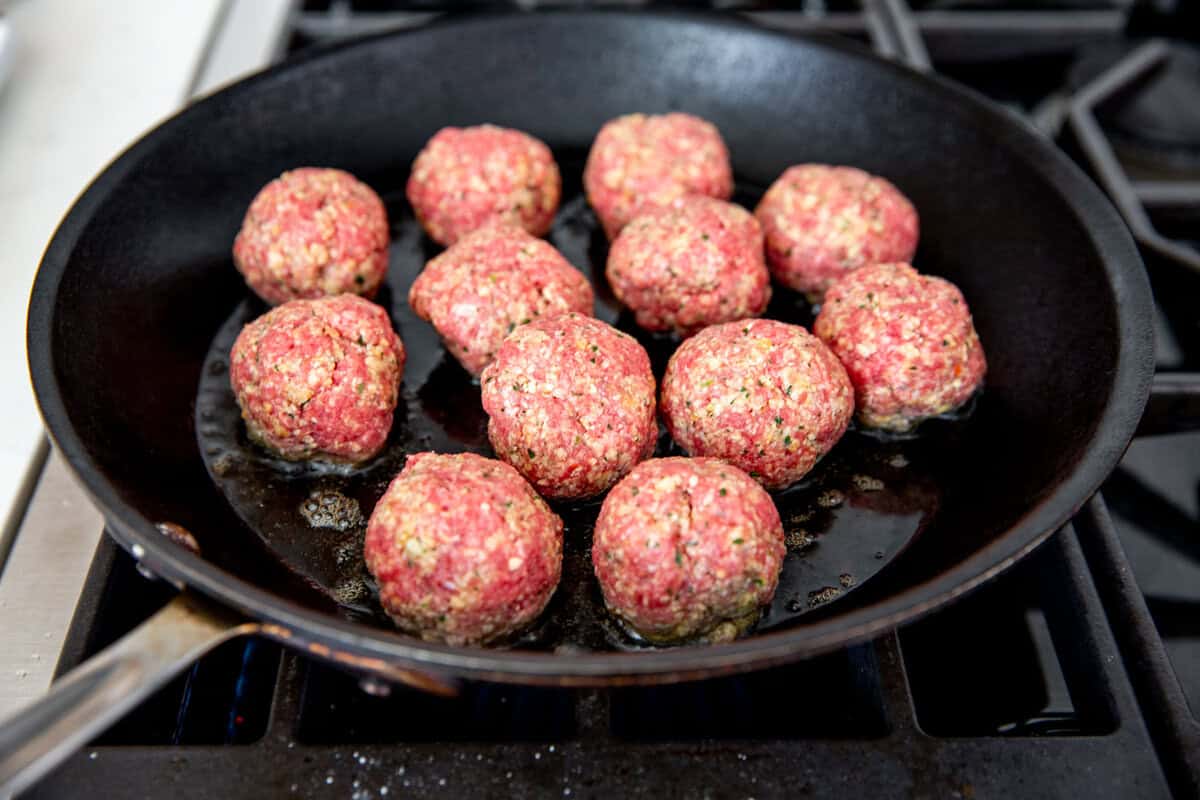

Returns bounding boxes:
[26,9,1154,681]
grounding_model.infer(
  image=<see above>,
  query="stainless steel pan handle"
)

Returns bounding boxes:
[0,592,254,798]
[0,584,460,796]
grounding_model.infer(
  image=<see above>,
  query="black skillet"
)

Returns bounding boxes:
[4,10,1152,793]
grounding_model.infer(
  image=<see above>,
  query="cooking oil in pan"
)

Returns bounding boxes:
[195,159,968,651]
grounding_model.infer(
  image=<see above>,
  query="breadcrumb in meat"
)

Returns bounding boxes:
[660,319,853,490]
[606,196,770,335]
[813,262,986,431]
[592,457,784,643]
[407,125,561,246]
[232,168,390,305]
[480,313,657,500]
[755,164,918,300]
[409,224,594,376]
[584,112,733,239]
[229,294,404,463]
[364,452,563,645]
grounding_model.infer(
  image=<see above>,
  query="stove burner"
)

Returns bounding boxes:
[26,532,1184,799]
[1071,42,1200,174]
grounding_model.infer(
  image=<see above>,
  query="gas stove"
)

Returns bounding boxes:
[4,2,1199,797]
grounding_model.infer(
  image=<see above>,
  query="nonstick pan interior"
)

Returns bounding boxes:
[195,159,948,649]
[28,12,1152,679]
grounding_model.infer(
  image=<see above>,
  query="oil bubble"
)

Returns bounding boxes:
[808,585,843,606]
[301,490,364,531]
[816,489,845,508]
[785,529,814,550]
[852,474,885,492]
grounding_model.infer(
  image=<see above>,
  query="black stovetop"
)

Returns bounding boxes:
[24,517,1185,798]
[23,2,1200,798]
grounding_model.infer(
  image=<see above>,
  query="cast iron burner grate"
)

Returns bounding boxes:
[21,520,1190,799]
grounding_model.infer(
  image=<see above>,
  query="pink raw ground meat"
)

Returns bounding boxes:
[480,313,657,500]
[813,262,986,431]
[755,164,918,300]
[230,294,404,463]
[592,457,784,643]
[584,112,733,239]
[233,167,390,305]
[409,224,593,376]
[606,195,770,335]
[661,319,853,490]
[364,452,563,645]
[407,125,560,246]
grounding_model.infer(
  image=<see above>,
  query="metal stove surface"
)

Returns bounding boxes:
[19,527,1180,798]
[5,1,1200,798]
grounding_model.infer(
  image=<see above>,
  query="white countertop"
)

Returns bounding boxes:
[0,0,294,526]
[0,0,225,524]
[0,0,291,716]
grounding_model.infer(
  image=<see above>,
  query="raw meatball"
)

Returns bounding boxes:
[755,164,918,299]
[409,224,594,376]
[592,457,785,643]
[661,319,853,490]
[480,313,657,500]
[584,112,734,239]
[232,168,390,306]
[606,196,771,335]
[406,125,561,246]
[230,294,404,463]
[813,262,986,431]
[364,452,563,645]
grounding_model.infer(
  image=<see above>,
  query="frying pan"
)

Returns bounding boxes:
[3,10,1152,794]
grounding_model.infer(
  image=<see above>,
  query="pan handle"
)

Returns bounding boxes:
[0,591,255,798]
[1135,372,1200,437]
